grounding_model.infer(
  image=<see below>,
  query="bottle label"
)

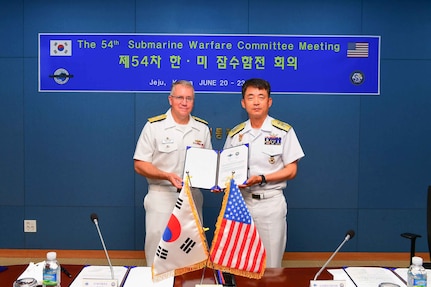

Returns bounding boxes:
[409,278,427,287]
[413,278,426,287]
[43,268,58,286]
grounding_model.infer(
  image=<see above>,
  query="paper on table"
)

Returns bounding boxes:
[393,268,408,283]
[327,269,356,287]
[343,267,406,287]
[17,261,44,284]
[123,266,173,287]
[69,265,129,287]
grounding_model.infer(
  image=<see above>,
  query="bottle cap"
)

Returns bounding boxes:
[47,251,57,260]
[412,256,423,265]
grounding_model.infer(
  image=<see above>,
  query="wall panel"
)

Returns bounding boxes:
[0,0,429,253]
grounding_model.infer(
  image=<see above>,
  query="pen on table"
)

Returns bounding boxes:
[61,266,72,277]
[342,266,358,287]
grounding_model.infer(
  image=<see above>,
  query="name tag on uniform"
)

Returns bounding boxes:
[162,137,174,144]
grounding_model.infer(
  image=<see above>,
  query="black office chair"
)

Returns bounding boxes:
[401,185,431,268]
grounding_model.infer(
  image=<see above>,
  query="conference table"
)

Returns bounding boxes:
[176,267,331,287]
[0,264,332,286]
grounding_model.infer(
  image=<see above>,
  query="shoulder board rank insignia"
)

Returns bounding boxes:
[192,116,208,125]
[272,119,291,132]
[228,122,246,137]
[148,114,167,123]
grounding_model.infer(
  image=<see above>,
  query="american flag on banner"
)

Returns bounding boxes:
[347,42,369,58]
[152,179,209,281]
[209,179,266,279]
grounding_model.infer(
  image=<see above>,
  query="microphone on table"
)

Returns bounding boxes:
[90,213,115,280]
[313,230,355,281]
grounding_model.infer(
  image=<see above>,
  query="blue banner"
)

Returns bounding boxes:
[38,33,380,95]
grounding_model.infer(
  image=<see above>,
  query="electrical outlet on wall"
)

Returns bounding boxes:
[24,220,37,232]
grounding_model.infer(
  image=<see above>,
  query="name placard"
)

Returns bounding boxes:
[310,280,347,287]
[39,33,380,95]
[82,278,118,287]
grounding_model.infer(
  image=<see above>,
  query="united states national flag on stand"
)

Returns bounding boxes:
[210,179,266,279]
[152,179,209,281]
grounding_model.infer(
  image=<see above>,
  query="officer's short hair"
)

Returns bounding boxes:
[170,80,194,95]
[241,78,271,98]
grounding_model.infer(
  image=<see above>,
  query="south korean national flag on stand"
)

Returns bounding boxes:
[50,40,72,56]
[152,178,209,281]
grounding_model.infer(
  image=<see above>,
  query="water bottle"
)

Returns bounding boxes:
[43,251,61,287]
[407,256,427,287]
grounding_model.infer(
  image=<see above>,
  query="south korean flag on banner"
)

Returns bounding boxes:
[50,40,72,56]
[152,179,209,281]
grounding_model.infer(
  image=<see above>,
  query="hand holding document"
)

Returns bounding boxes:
[183,144,248,190]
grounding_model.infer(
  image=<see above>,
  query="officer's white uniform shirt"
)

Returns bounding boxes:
[224,115,304,192]
[133,108,211,266]
[134,108,212,187]
[224,115,304,268]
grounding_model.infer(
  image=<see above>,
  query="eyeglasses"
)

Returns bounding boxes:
[171,95,194,102]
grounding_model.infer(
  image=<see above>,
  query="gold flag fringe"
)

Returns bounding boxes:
[208,179,266,280]
[152,176,210,282]
[210,261,266,279]
[152,259,208,282]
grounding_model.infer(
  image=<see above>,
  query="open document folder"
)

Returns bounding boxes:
[183,144,248,190]
[328,267,407,287]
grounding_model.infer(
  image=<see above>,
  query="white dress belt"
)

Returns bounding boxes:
[242,189,282,200]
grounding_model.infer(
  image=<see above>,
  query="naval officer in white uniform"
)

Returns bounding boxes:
[224,78,305,268]
[134,80,212,266]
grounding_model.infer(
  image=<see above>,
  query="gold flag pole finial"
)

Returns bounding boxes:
[185,171,193,187]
